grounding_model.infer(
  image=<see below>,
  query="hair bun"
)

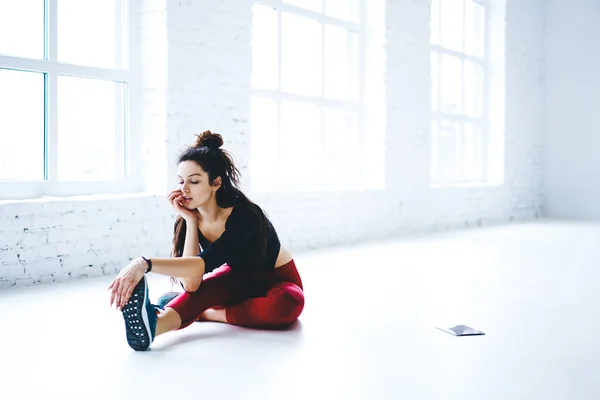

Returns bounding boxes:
[195,130,223,149]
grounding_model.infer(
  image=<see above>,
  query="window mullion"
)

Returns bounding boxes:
[320,15,325,182]
[46,0,58,185]
[437,50,442,121]
[46,72,58,186]
[460,0,466,182]
[114,84,125,180]
[114,1,126,181]
[48,0,57,62]
[252,88,358,110]
[430,44,483,65]
[482,3,490,183]
[276,9,282,188]
[115,0,125,69]
[358,0,366,183]
[460,58,466,182]
[259,0,360,31]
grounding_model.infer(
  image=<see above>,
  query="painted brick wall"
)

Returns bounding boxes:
[0,0,545,289]
[544,0,600,219]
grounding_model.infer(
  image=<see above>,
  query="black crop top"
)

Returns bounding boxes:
[197,204,281,274]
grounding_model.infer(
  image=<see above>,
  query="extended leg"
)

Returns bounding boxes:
[155,307,182,336]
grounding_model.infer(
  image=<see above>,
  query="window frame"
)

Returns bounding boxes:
[250,0,375,192]
[430,0,490,187]
[0,0,138,200]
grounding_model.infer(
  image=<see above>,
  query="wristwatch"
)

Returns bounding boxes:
[141,256,153,273]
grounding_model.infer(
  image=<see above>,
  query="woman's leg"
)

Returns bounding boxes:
[163,260,305,329]
[198,308,227,323]
[155,308,182,336]
[224,281,305,328]
[204,260,305,328]
[164,265,252,329]
[153,282,304,334]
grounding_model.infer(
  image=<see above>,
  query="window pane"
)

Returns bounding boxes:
[0,0,44,59]
[366,0,385,28]
[57,76,124,181]
[281,12,322,97]
[430,120,439,178]
[433,120,460,182]
[251,5,279,90]
[0,69,45,180]
[324,25,358,101]
[283,0,322,13]
[430,0,440,45]
[323,107,358,188]
[440,0,464,52]
[464,60,484,118]
[58,0,124,69]
[440,54,462,114]
[325,0,359,23]
[463,123,483,181]
[465,0,485,57]
[431,51,439,112]
[280,101,322,188]
[250,96,278,188]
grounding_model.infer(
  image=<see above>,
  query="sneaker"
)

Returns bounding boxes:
[121,275,157,351]
[156,291,180,310]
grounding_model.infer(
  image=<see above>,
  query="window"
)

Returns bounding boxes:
[250,0,386,191]
[430,0,490,186]
[0,0,133,199]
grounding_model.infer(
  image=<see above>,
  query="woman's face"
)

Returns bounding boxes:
[176,161,220,209]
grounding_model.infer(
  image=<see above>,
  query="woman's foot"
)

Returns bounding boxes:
[122,276,157,351]
[156,291,180,309]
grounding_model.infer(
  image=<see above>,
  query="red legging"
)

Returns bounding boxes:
[165,259,304,329]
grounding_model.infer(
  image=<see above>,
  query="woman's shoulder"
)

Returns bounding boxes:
[228,202,261,224]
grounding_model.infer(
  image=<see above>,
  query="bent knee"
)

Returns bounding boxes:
[271,284,305,325]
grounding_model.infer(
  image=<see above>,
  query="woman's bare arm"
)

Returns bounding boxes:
[176,220,204,291]
[149,256,205,278]
[108,256,206,310]
[165,190,204,291]
[182,220,200,257]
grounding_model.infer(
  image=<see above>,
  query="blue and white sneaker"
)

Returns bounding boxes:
[156,291,180,310]
[121,275,157,351]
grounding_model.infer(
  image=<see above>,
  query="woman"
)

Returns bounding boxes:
[108,131,304,351]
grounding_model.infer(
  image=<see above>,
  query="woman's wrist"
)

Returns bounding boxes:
[184,216,198,226]
[138,256,152,273]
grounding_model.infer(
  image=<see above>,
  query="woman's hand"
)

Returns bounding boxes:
[167,189,200,223]
[107,258,147,310]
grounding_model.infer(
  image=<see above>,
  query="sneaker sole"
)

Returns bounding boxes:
[122,276,153,351]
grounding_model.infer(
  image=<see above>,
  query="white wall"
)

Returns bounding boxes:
[544,0,600,219]
[0,0,545,289]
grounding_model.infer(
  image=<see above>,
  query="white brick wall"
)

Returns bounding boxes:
[0,0,545,289]
[544,0,600,218]
[0,195,175,288]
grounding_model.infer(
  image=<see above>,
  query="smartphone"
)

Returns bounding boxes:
[436,324,485,336]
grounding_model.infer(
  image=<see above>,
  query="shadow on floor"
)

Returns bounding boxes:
[151,319,304,351]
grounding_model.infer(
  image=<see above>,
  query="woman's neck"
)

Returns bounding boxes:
[198,201,223,224]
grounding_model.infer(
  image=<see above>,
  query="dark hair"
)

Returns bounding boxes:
[171,130,270,267]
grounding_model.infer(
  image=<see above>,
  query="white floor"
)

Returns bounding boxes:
[2,219,600,399]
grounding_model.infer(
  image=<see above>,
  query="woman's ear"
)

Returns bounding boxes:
[212,176,222,190]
